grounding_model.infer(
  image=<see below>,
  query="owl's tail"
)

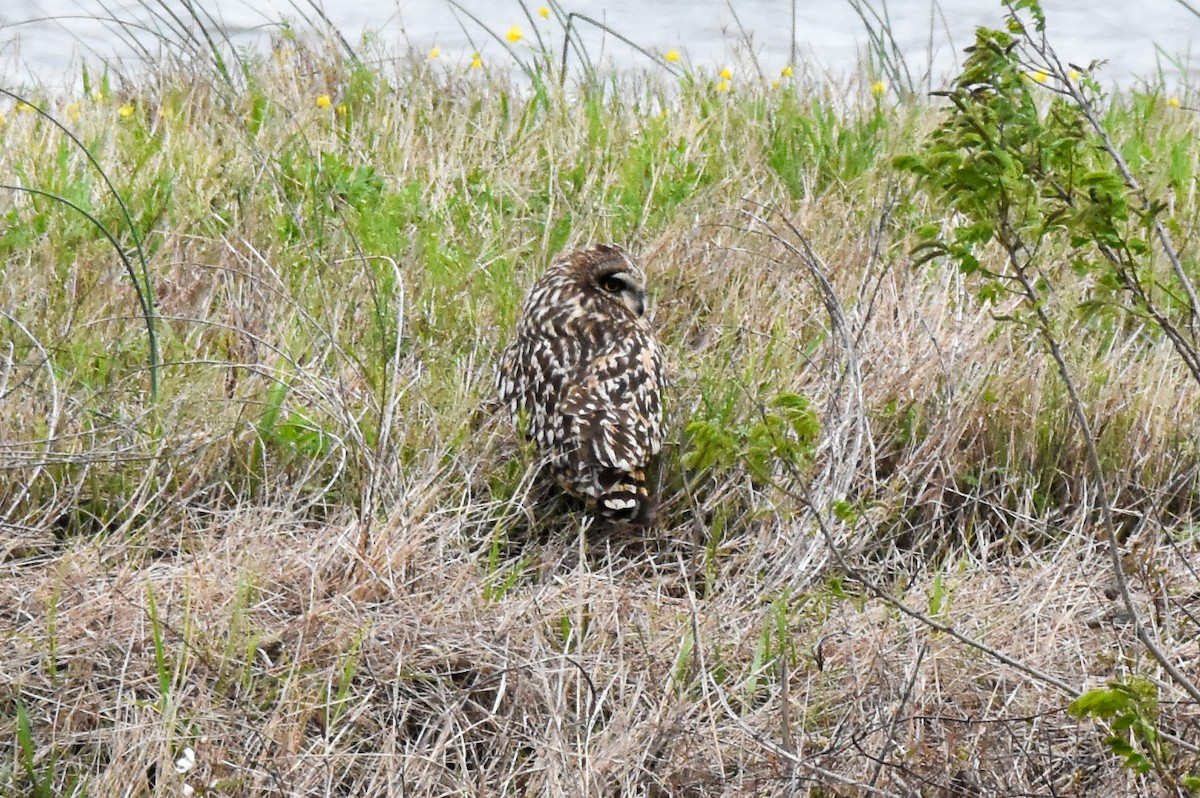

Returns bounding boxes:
[596,469,657,526]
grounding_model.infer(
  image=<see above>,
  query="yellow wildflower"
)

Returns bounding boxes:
[316,94,332,109]
[506,25,523,43]
[871,80,886,97]
[780,65,793,78]
[15,101,34,113]
[1068,69,1080,81]
[772,79,781,89]
[336,103,348,115]
[1031,70,1048,83]
[719,67,733,81]
[663,49,680,63]
[538,6,550,18]
[429,46,440,59]
[66,101,81,121]
[1167,96,1182,109]
[91,90,105,104]
[470,53,483,69]
[0,112,6,127]
[715,81,729,93]
[118,104,134,118]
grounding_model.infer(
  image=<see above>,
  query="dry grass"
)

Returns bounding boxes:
[2,21,1200,797]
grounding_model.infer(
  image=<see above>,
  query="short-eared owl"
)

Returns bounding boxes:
[497,244,666,524]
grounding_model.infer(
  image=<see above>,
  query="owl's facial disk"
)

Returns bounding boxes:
[595,269,646,317]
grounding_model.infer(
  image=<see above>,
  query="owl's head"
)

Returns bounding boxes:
[574,244,647,318]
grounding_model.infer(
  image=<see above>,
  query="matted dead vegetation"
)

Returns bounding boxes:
[3,7,1200,796]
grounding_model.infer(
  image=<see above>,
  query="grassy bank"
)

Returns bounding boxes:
[2,4,1200,795]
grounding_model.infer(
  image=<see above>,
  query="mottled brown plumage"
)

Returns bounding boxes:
[497,244,665,524]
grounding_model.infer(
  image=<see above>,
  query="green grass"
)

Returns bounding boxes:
[2,4,1200,795]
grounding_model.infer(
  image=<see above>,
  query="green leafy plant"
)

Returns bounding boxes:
[684,391,820,484]
[256,380,334,461]
[895,2,1199,383]
[894,22,1103,303]
[1068,678,1182,781]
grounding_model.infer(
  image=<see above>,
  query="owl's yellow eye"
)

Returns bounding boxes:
[599,275,624,293]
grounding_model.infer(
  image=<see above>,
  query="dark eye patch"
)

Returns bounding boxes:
[599,275,625,293]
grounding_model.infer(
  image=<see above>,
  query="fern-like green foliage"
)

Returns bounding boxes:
[684,392,819,484]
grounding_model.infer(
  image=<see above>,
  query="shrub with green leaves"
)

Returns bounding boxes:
[895,2,1198,372]
[1069,678,1200,788]
[684,392,820,486]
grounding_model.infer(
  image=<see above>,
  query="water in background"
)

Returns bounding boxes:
[1,0,1197,91]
